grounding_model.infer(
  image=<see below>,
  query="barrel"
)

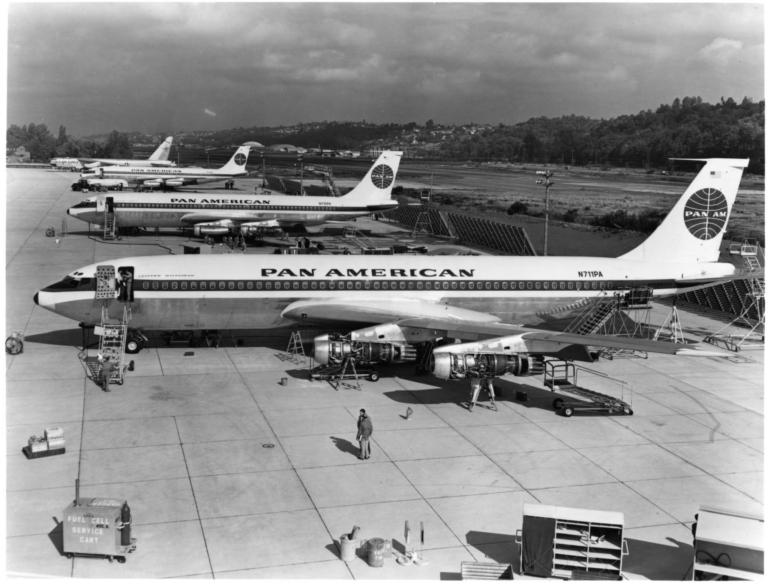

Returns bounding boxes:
[339,534,357,562]
[281,377,288,386]
[367,538,386,567]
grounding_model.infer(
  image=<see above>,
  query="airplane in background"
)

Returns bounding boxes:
[77,136,175,169]
[36,159,749,379]
[50,157,83,171]
[80,145,252,190]
[66,152,402,235]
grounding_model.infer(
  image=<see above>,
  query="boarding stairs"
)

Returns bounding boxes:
[542,360,633,417]
[311,164,342,197]
[411,211,435,237]
[104,212,117,241]
[343,227,378,251]
[704,240,765,351]
[85,265,130,385]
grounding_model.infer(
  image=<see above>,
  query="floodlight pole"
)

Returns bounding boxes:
[537,171,554,256]
[299,154,304,196]
[261,154,266,189]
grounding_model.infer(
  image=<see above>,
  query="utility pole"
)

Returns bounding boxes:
[571,149,574,166]
[536,171,554,256]
[298,153,304,195]
[261,154,266,189]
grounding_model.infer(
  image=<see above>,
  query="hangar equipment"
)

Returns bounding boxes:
[693,504,763,581]
[63,480,137,563]
[516,503,627,579]
[543,360,633,417]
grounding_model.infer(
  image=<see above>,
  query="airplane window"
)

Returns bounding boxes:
[182,282,187,290]
[319,282,326,289]
[338,282,345,290]
[229,282,235,290]
[460,282,466,290]
[143,282,149,290]
[583,282,590,290]
[201,282,206,290]
[191,282,197,290]
[560,282,565,289]
[451,282,457,289]
[543,282,549,290]
[407,282,414,290]
[425,282,432,290]
[382,282,388,290]
[568,282,573,290]
[329,282,335,289]
[494,282,499,290]
[608,282,613,289]
[172,282,178,290]
[505,282,512,289]
[364,282,371,289]
[253,282,259,289]
[600,282,605,290]
[238,282,244,290]
[275,282,282,290]
[293,282,299,290]
[477,282,483,290]
[549,282,556,290]
[216,282,222,289]
[266,282,272,289]
[526,282,533,290]
[374,282,380,289]
[535,282,542,290]
[311,282,317,290]
[152,282,159,290]
[469,282,475,290]
[519,282,525,289]
[399,282,406,290]
[417,282,423,290]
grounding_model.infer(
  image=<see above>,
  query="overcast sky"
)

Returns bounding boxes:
[7,2,764,136]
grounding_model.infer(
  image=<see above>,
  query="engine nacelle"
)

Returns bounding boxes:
[81,168,103,179]
[430,353,544,380]
[166,180,185,187]
[193,222,232,236]
[143,181,162,188]
[313,334,417,366]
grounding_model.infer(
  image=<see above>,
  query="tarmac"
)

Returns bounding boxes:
[5,168,764,579]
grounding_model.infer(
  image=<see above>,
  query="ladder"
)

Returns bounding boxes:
[98,305,128,385]
[312,164,342,197]
[284,331,307,364]
[653,302,688,344]
[564,294,614,336]
[60,218,68,238]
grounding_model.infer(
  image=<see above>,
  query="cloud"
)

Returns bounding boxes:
[697,37,744,67]
[205,109,216,117]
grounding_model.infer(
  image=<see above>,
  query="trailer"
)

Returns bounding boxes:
[543,360,633,417]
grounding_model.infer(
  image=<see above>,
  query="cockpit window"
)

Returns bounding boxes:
[71,200,97,209]
[42,276,92,291]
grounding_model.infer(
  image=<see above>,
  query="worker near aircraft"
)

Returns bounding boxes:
[357,409,373,459]
[468,377,497,412]
[99,354,114,393]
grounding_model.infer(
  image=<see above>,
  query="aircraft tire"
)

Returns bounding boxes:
[125,339,142,354]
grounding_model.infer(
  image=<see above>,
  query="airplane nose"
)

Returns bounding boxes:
[33,292,39,305]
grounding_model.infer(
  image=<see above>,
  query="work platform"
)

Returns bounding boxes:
[6,168,764,579]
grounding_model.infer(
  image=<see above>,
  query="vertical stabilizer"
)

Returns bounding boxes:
[148,136,174,161]
[218,146,252,174]
[620,159,749,263]
[341,151,403,202]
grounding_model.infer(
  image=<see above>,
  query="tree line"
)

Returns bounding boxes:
[6,124,133,161]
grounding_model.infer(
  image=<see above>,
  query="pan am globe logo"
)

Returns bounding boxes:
[684,188,728,240]
[234,153,247,166]
[371,164,394,189]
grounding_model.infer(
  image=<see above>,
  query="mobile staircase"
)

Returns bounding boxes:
[310,164,342,197]
[704,239,765,351]
[411,211,435,237]
[543,360,633,417]
[342,226,378,251]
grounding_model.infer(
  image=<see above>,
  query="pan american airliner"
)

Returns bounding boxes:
[66,152,402,235]
[36,159,749,382]
[77,136,175,169]
[80,145,251,189]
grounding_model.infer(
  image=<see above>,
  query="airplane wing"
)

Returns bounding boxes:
[282,298,731,359]
[180,212,277,224]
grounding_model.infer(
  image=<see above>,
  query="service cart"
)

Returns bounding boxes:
[62,480,137,563]
[543,360,633,417]
[692,504,763,580]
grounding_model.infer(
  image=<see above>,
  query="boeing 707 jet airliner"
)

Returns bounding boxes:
[36,159,749,381]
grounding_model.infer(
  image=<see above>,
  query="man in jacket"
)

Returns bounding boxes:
[357,409,373,459]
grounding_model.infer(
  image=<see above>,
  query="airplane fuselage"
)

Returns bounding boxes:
[36,255,736,331]
[99,166,247,186]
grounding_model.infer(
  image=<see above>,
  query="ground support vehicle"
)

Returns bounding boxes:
[542,360,633,417]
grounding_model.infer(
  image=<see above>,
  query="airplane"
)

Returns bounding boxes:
[79,145,252,190]
[65,151,402,235]
[50,158,83,171]
[35,159,748,385]
[77,136,175,169]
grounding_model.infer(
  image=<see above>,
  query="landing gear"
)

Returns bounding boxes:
[125,332,147,354]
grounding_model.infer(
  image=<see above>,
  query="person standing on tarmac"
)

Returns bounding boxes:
[99,355,114,393]
[357,409,373,459]
[468,378,497,412]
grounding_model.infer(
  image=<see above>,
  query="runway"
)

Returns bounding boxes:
[6,168,763,579]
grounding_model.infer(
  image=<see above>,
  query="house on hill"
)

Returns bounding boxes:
[6,145,31,163]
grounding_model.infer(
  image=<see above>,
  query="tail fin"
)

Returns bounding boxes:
[148,136,174,161]
[218,146,251,174]
[620,158,749,263]
[340,151,403,201]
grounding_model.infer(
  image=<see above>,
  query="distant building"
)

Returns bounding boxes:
[6,145,31,163]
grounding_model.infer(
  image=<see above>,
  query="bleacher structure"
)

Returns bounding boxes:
[384,205,537,256]
[699,239,765,351]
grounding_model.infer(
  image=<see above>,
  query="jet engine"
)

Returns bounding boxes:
[193,222,233,236]
[165,180,185,187]
[430,352,544,380]
[144,181,162,188]
[313,334,417,366]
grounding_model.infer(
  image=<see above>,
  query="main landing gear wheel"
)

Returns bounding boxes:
[561,406,574,417]
[553,398,564,410]
[125,339,143,354]
[368,372,380,382]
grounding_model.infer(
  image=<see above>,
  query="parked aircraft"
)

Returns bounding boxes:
[66,152,402,235]
[80,145,251,189]
[77,136,175,169]
[50,158,83,171]
[36,159,746,372]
